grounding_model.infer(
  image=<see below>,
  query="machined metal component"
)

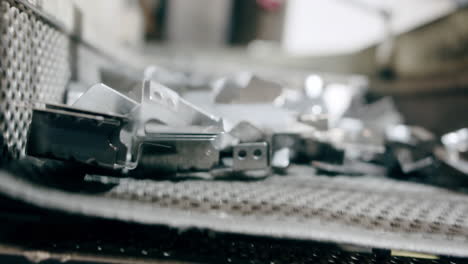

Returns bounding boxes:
[385,125,437,176]
[27,104,129,169]
[212,77,243,104]
[441,128,468,161]
[298,113,328,131]
[272,133,344,164]
[232,142,269,171]
[138,80,222,128]
[332,118,386,155]
[386,125,436,147]
[344,97,403,132]
[212,74,283,104]
[127,80,225,172]
[229,121,266,144]
[312,160,387,176]
[99,66,142,95]
[144,65,190,93]
[132,135,221,175]
[426,128,468,188]
[66,82,88,106]
[392,147,434,174]
[430,146,468,189]
[73,83,139,116]
[27,81,275,177]
[239,75,284,104]
[271,148,291,171]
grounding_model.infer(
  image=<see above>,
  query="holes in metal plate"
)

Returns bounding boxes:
[253,149,262,159]
[0,1,70,158]
[237,150,247,160]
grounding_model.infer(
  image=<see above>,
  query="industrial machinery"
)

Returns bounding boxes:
[1,0,468,263]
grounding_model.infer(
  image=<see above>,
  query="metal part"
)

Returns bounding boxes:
[134,123,222,174]
[272,133,344,164]
[344,97,403,132]
[66,82,88,105]
[132,137,220,175]
[144,65,189,93]
[298,113,328,131]
[212,76,243,104]
[214,103,311,134]
[385,125,437,176]
[126,80,225,173]
[271,148,291,171]
[312,160,387,176]
[228,121,266,143]
[27,82,278,176]
[431,146,468,189]
[393,147,434,174]
[331,118,386,162]
[428,128,468,189]
[138,80,222,128]
[386,125,436,146]
[99,66,141,95]
[212,74,283,104]
[73,83,139,116]
[240,75,283,103]
[233,142,269,171]
[435,146,468,174]
[442,128,468,161]
[26,104,129,169]
[27,102,222,174]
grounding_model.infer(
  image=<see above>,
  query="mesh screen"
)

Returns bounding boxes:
[0,164,468,258]
[0,0,70,158]
[109,173,468,240]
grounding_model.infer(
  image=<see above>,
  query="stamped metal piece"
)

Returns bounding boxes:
[233,142,269,171]
[133,137,221,175]
[26,104,129,169]
[229,121,266,143]
[73,83,139,116]
[140,80,222,128]
[27,82,227,175]
[212,74,283,104]
[271,148,291,170]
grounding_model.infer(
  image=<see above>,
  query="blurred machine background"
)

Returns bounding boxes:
[37,0,468,135]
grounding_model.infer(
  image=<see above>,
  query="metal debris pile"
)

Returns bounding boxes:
[25,67,468,189]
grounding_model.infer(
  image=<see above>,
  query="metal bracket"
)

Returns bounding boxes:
[233,142,269,171]
[27,104,129,169]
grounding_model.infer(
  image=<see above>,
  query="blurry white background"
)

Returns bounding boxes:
[283,0,459,55]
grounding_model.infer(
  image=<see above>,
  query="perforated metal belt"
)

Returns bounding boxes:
[0,164,467,258]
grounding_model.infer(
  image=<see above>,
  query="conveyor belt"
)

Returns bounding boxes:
[0,163,468,258]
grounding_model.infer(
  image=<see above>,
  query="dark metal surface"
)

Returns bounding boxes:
[1,161,468,259]
[0,193,464,264]
[26,105,129,169]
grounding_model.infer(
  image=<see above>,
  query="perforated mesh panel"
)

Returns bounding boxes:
[108,170,468,246]
[0,163,467,257]
[0,0,70,158]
